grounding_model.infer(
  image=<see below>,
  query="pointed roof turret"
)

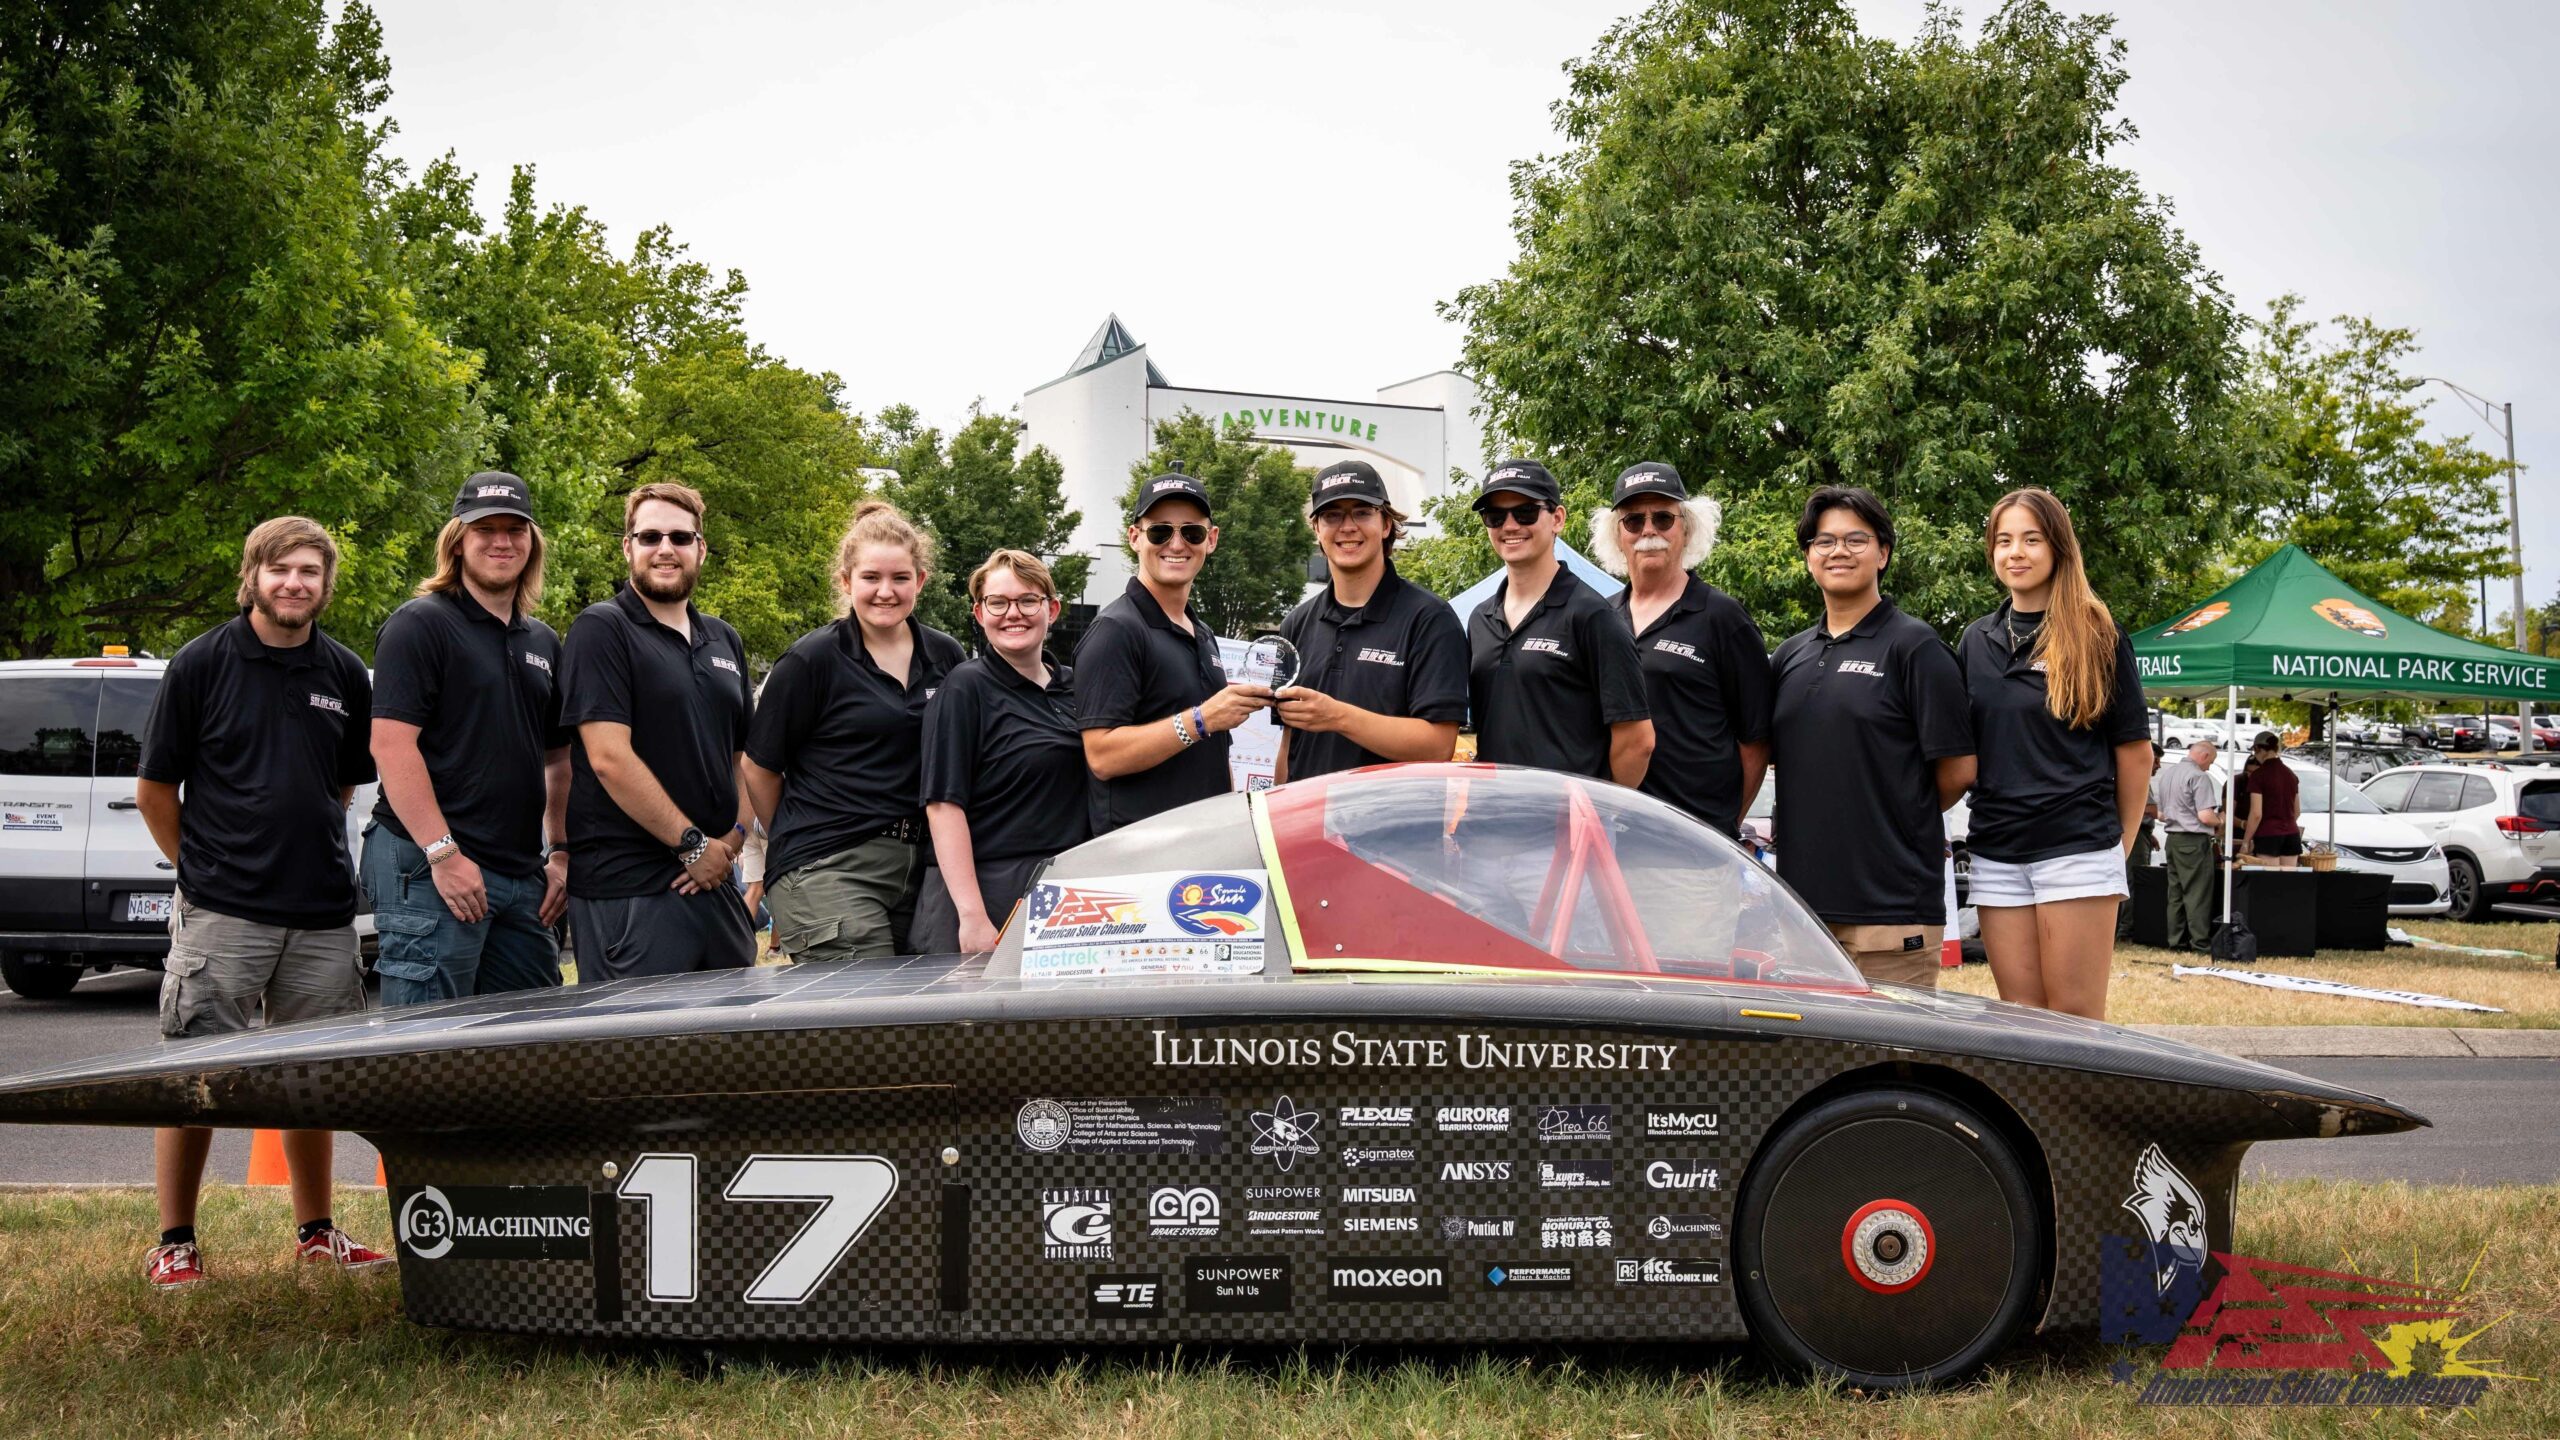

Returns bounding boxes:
[1065,313,1167,386]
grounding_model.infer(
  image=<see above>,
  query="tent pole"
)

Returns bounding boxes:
[2328,694,2339,847]
[2222,684,2238,926]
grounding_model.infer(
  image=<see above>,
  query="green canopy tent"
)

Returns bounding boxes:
[2128,544,2560,930]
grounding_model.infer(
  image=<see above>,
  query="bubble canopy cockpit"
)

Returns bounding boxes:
[997,763,1866,993]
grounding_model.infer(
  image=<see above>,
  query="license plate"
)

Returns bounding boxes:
[126,892,173,923]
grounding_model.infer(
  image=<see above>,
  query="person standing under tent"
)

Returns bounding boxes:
[1272,460,1467,782]
[2238,731,2302,867]
[913,551,1091,953]
[1957,489,2153,1019]
[2118,741,2164,941]
[745,501,964,961]
[1768,486,1974,988]
[2155,738,2225,953]
[1078,468,1270,834]
[1590,461,1772,837]
[1465,459,1654,786]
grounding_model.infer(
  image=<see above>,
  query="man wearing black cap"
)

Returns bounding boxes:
[1590,462,1772,837]
[1465,459,1653,784]
[365,472,571,1007]
[1078,468,1270,833]
[1271,460,1467,781]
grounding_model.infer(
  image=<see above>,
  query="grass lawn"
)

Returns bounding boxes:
[1941,919,2560,1028]
[0,1183,2549,1439]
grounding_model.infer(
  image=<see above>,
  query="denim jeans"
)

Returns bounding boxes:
[361,821,561,1007]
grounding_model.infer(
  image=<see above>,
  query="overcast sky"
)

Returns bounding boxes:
[364,0,2560,610]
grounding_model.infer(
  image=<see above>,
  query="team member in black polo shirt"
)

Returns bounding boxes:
[914,550,1089,953]
[135,517,388,1289]
[1958,488,2150,1019]
[1272,460,1466,781]
[1079,469,1270,832]
[1769,485,1976,988]
[1590,461,1772,836]
[365,472,570,1007]
[745,501,964,962]
[1465,459,1653,784]
[559,482,757,981]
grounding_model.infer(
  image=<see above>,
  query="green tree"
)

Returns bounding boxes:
[0,0,481,656]
[2237,296,2514,627]
[875,404,1088,636]
[1116,413,1310,637]
[1443,0,2261,639]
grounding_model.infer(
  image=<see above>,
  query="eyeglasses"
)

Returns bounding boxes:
[1142,523,1210,546]
[1477,502,1549,529]
[1313,503,1381,528]
[629,529,700,549]
[1807,532,1876,555]
[976,595,1053,617]
[1618,510,1681,534]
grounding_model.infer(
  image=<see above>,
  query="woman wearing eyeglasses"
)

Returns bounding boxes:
[1589,462,1772,838]
[1956,488,2150,1019]
[1077,470,1270,834]
[911,551,1089,954]
[743,500,965,962]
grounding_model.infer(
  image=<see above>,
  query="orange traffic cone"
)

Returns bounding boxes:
[374,1156,387,1187]
[245,1128,290,1186]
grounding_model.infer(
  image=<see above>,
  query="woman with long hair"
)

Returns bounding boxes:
[1957,489,2153,1018]
[743,500,964,961]
[911,550,1090,954]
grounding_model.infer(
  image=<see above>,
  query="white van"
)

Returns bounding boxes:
[0,652,376,998]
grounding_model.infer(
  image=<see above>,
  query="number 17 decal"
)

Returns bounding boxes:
[616,1153,900,1306]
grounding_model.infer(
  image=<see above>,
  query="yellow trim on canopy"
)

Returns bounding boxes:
[1247,791,1308,969]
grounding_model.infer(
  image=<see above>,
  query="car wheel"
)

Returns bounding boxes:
[0,951,83,1000]
[2446,854,2485,921]
[1733,1087,2045,1390]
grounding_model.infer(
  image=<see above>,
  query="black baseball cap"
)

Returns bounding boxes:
[1132,467,1214,522]
[1474,458,1560,510]
[1310,460,1389,510]
[1612,461,1688,506]
[453,471,533,524]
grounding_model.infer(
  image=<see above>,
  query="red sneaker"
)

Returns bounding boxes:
[295,1226,394,1271]
[145,1241,207,1290]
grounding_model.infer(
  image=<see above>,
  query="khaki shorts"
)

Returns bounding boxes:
[160,890,364,1038]
[1829,922,1945,989]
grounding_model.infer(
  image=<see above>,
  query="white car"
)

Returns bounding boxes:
[0,653,379,998]
[2359,762,2560,919]
[2267,759,2451,916]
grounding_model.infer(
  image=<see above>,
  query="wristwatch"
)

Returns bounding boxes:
[675,825,708,866]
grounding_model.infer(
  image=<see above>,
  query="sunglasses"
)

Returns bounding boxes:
[628,529,700,548]
[1618,510,1681,534]
[1142,523,1210,546]
[1477,502,1549,529]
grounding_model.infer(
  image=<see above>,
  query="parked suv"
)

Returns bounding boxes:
[0,653,376,998]
[2359,762,2560,919]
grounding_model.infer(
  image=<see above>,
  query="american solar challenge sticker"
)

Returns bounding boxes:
[1020,870,1268,977]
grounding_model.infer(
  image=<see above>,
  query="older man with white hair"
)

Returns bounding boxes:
[1591,462,1772,838]
[2155,736,2225,953]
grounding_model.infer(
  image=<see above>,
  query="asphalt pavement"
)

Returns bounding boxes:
[0,969,2551,1188]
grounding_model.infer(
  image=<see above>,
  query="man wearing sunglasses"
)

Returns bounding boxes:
[1270,460,1467,782]
[1078,468,1270,833]
[556,481,758,980]
[1591,462,1772,838]
[1464,459,1653,785]
[1768,485,1975,988]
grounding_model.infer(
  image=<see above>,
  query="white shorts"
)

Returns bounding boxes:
[1969,846,2127,907]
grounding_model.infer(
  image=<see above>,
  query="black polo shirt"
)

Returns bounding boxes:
[1769,596,1973,925]
[1957,603,2150,863]
[1612,576,1773,836]
[1277,563,1470,780]
[368,588,567,877]
[921,655,1090,862]
[137,615,375,929]
[1075,577,1232,834]
[1467,567,1651,778]
[745,617,965,882]
[559,586,754,899]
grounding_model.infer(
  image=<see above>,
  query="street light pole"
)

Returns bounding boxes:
[2424,378,2529,753]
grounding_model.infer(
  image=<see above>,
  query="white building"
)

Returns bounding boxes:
[1019,316,1485,600]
